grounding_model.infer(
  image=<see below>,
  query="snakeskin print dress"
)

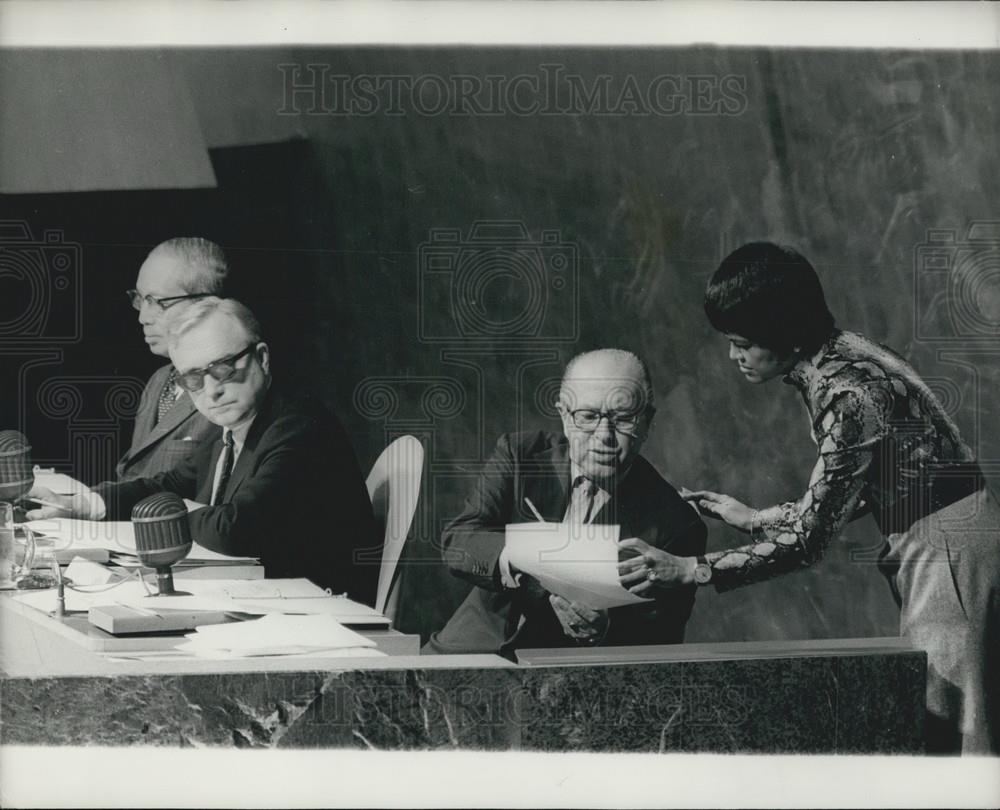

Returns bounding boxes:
[703,330,999,754]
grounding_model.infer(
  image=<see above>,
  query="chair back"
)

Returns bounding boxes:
[365,435,424,619]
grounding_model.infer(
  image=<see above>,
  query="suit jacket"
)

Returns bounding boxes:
[425,431,707,656]
[116,364,220,481]
[95,386,380,606]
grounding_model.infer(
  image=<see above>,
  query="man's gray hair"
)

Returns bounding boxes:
[561,348,655,409]
[166,297,262,349]
[148,237,229,295]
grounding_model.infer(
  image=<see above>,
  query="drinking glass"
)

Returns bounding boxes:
[0,501,36,589]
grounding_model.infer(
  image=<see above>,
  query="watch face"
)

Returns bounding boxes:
[694,564,712,584]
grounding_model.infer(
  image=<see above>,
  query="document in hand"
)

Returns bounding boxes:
[503,522,652,610]
[175,613,385,658]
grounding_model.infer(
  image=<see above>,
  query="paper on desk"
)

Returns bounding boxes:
[504,522,652,610]
[63,558,117,586]
[105,648,387,662]
[31,470,88,496]
[12,577,390,625]
[175,613,380,657]
[25,518,258,563]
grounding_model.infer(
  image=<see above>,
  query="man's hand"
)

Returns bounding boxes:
[549,594,609,642]
[617,537,695,594]
[22,485,95,521]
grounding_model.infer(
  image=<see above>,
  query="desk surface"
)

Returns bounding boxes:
[0,596,925,754]
[0,595,510,677]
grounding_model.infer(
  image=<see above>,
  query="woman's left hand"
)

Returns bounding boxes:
[681,489,754,532]
[617,537,694,594]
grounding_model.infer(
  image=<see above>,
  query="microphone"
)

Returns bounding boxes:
[131,492,192,596]
[0,430,34,503]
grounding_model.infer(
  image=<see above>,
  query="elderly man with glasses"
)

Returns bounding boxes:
[424,348,706,657]
[27,298,380,604]
[116,237,229,481]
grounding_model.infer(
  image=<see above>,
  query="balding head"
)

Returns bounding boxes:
[134,237,229,358]
[561,349,654,409]
[557,349,655,487]
[146,237,229,296]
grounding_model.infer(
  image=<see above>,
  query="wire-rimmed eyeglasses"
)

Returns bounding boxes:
[566,407,650,435]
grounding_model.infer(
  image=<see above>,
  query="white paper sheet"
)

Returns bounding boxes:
[24,518,259,563]
[504,522,652,610]
[63,558,117,586]
[12,577,390,625]
[176,613,379,657]
[31,470,88,496]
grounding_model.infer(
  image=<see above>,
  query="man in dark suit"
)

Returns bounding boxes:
[424,349,706,657]
[27,297,379,605]
[117,238,228,481]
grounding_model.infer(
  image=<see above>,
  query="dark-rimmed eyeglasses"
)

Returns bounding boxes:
[566,408,651,436]
[176,345,257,393]
[126,290,212,312]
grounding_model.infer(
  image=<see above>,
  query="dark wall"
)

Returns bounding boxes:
[4,47,999,644]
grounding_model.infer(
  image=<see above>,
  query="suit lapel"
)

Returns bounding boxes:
[217,388,279,503]
[129,391,198,458]
[197,438,225,502]
[520,441,571,521]
[588,466,637,538]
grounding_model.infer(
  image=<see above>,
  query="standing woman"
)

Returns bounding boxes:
[618,241,1000,754]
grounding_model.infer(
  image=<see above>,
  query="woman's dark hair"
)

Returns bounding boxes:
[704,242,836,356]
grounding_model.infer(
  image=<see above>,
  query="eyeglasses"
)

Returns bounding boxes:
[566,408,650,435]
[126,290,212,312]
[176,345,257,393]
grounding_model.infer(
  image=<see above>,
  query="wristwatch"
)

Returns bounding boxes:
[693,555,713,585]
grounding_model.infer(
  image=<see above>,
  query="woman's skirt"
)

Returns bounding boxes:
[884,486,1000,754]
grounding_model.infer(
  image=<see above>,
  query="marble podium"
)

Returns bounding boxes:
[0,599,926,753]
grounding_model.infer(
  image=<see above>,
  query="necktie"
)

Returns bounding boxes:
[212,430,235,506]
[567,476,598,524]
[155,368,179,424]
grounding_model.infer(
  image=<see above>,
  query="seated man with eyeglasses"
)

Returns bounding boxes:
[26,298,380,604]
[424,348,706,657]
[117,237,229,481]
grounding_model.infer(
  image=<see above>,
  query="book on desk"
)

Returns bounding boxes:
[27,517,264,578]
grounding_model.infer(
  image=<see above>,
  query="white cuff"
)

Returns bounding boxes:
[85,492,106,521]
[497,547,520,589]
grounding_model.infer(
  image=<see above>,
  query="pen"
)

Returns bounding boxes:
[523,497,545,523]
[19,496,69,512]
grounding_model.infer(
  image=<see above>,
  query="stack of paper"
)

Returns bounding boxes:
[13,577,391,627]
[24,518,260,571]
[176,613,385,658]
[31,469,88,496]
[504,522,653,610]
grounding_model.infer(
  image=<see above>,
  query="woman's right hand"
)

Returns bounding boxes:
[680,488,755,533]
